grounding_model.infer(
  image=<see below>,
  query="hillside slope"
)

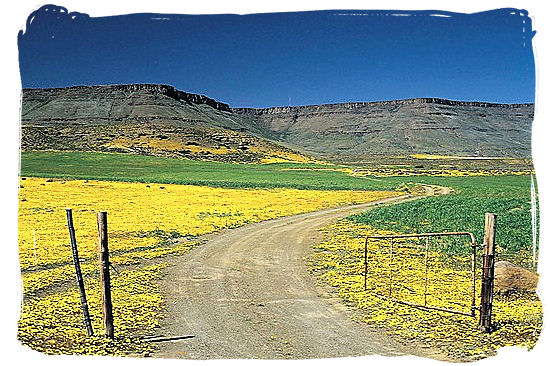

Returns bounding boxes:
[234,99,533,163]
[21,84,311,163]
[21,84,534,164]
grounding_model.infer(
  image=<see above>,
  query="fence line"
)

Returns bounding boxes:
[365,232,478,317]
[363,213,497,333]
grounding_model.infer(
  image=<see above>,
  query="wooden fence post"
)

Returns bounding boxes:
[480,213,497,333]
[364,237,369,291]
[97,211,114,339]
[66,208,94,336]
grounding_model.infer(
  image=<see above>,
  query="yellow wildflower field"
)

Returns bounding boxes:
[18,177,401,355]
[18,264,165,356]
[18,177,400,272]
[311,220,542,360]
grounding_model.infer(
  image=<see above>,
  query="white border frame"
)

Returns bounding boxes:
[2,2,548,365]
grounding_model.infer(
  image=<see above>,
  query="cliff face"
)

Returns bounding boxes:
[23,83,231,113]
[21,83,248,132]
[20,84,299,163]
[21,84,535,163]
[233,98,534,162]
[233,97,532,115]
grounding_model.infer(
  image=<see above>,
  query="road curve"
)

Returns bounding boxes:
[154,193,443,359]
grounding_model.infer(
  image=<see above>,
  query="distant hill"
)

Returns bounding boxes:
[234,98,534,163]
[21,84,311,163]
[21,84,534,164]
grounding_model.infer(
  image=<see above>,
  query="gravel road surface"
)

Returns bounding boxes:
[154,192,447,360]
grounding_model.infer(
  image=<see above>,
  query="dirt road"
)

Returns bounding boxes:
[154,192,445,359]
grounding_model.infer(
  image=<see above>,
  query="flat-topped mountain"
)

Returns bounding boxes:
[21,84,308,163]
[23,84,234,127]
[234,98,533,162]
[21,84,534,164]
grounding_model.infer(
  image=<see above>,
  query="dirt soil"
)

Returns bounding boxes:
[154,191,448,360]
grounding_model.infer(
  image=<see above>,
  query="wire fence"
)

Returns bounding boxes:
[364,232,480,317]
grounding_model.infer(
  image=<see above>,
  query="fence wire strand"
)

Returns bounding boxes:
[365,232,478,317]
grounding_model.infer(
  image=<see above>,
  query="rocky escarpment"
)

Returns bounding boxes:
[234,97,534,162]
[22,83,261,137]
[21,84,535,164]
[20,84,308,163]
[23,83,231,114]
[233,97,532,116]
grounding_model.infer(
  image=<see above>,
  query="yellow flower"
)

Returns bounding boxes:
[18,177,401,355]
[312,220,542,360]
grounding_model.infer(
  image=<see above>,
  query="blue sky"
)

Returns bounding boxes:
[18,5,536,108]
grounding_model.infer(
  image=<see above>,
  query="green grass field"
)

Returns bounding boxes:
[20,151,537,261]
[20,151,399,191]
[349,175,537,264]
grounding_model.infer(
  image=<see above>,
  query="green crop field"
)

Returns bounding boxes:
[20,151,400,191]
[20,151,537,261]
[349,174,537,264]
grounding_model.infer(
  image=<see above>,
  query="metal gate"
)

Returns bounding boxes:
[363,213,497,332]
[364,232,478,317]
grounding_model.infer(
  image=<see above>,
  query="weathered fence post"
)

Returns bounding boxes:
[388,238,394,298]
[364,237,369,291]
[97,211,114,339]
[480,213,497,333]
[66,208,94,336]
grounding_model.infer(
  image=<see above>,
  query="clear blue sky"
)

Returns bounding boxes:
[18,5,536,108]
